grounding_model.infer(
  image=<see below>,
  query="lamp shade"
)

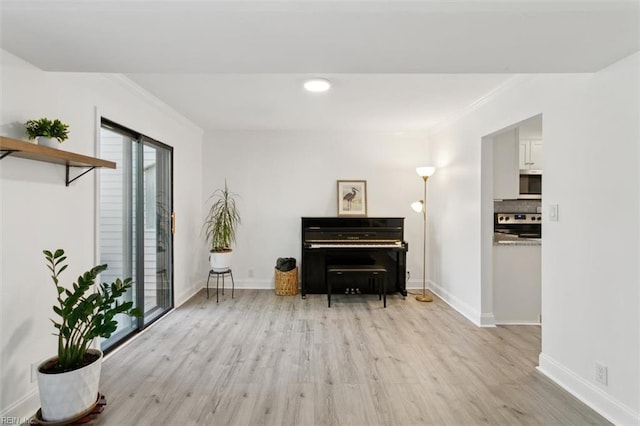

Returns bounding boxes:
[416,166,436,177]
[411,200,424,213]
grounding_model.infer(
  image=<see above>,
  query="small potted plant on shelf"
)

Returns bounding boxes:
[203,181,241,271]
[24,117,70,148]
[36,249,141,423]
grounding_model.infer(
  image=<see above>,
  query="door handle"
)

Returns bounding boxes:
[171,212,176,235]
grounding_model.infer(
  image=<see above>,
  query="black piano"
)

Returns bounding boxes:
[301,217,408,298]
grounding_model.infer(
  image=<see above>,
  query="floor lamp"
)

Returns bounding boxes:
[411,166,436,303]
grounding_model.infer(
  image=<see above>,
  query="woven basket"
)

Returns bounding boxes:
[274,267,299,296]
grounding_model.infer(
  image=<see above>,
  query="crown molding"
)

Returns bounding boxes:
[429,74,535,135]
[100,74,204,136]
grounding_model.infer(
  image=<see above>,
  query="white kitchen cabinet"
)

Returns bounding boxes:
[493,243,541,324]
[519,139,543,170]
[493,128,519,200]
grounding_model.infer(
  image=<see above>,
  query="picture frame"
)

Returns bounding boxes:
[337,180,367,217]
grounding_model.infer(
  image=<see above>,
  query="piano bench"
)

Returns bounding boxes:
[326,265,387,308]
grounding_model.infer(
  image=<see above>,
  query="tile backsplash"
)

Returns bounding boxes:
[494,199,541,213]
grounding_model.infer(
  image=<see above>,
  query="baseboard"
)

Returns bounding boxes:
[494,320,540,326]
[175,282,203,307]
[0,387,39,423]
[235,279,275,289]
[202,278,279,291]
[538,353,640,425]
[428,280,487,326]
[479,313,497,327]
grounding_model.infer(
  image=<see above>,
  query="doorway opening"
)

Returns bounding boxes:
[481,114,543,327]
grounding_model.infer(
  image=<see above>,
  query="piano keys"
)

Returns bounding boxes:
[307,242,403,249]
[301,217,408,298]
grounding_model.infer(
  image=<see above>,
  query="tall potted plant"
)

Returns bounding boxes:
[37,249,141,422]
[204,181,241,271]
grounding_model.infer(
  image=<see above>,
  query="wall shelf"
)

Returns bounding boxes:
[0,136,116,186]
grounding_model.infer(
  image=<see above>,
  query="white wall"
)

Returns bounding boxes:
[427,53,639,424]
[0,50,204,418]
[201,130,430,289]
[3,44,636,425]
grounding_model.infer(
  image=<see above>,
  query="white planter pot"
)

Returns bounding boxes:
[37,349,102,422]
[38,137,60,149]
[209,250,232,272]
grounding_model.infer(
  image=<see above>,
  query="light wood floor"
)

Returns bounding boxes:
[98,290,609,425]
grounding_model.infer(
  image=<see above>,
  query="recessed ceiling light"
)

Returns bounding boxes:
[304,78,331,93]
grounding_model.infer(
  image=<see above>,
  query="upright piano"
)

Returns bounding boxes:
[301,217,408,298]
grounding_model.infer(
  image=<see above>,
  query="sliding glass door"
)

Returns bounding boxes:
[140,141,173,325]
[99,120,173,351]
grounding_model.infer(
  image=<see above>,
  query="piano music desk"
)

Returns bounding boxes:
[326,264,387,308]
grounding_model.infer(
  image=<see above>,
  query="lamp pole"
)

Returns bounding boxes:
[416,174,433,302]
[413,166,435,303]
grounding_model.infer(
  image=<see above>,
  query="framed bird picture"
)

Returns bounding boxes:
[337,180,367,217]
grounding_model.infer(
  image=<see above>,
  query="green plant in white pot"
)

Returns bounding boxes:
[37,249,141,422]
[203,181,241,272]
[24,117,69,148]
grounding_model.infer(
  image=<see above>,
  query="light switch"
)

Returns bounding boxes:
[549,204,559,222]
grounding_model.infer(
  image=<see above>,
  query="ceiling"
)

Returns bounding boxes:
[2,1,638,132]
